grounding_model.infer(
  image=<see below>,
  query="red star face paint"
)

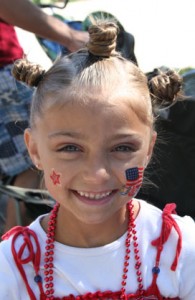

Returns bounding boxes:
[120,167,144,197]
[50,169,61,186]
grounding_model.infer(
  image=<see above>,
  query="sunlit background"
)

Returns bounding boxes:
[16,0,195,73]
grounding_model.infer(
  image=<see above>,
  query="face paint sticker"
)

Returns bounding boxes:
[120,167,144,197]
[50,169,61,186]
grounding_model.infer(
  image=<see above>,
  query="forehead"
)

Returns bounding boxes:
[37,90,152,140]
[43,85,152,127]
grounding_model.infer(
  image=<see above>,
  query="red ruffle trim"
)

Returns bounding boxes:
[40,290,179,300]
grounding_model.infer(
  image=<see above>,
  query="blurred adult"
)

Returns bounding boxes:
[138,68,195,218]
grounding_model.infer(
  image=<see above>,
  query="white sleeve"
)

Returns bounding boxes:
[0,243,20,300]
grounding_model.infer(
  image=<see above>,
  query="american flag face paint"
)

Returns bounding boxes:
[120,167,144,197]
[50,169,61,186]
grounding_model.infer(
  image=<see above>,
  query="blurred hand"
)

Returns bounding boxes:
[65,29,89,52]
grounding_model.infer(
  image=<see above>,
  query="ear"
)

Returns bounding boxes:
[145,131,157,167]
[24,128,42,170]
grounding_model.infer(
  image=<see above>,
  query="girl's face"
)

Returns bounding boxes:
[25,92,156,225]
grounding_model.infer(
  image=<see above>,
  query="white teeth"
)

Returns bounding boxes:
[77,191,111,199]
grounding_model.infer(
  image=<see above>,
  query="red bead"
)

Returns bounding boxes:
[135,261,141,267]
[125,241,130,247]
[120,293,126,299]
[48,226,54,232]
[137,276,142,283]
[140,290,144,295]
[121,280,126,286]
[48,232,55,237]
[136,270,141,276]
[44,258,49,263]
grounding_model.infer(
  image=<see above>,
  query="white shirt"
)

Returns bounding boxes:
[0,200,195,299]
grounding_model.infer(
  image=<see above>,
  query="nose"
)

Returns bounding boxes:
[82,154,110,185]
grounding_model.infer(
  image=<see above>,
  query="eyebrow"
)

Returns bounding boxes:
[110,133,142,140]
[48,131,142,141]
[48,131,86,139]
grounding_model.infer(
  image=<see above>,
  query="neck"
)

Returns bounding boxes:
[41,199,140,248]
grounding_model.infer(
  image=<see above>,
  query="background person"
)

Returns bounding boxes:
[138,67,195,218]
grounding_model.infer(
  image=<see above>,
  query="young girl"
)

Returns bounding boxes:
[0,20,195,300]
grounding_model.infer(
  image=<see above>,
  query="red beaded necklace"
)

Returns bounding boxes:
[43,200,144,299]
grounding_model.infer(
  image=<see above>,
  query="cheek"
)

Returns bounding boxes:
[44,168,67,203]
[111,154,146,183]
[43,168,63,196]
[45,167,73,191]
[49,169,62,186]
[115,163,144,184]
[120,167,144,197]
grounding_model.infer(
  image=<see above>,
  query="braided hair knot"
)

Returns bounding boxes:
[148,68,183,108]
[87,21,119,57]
[12,59,46,87]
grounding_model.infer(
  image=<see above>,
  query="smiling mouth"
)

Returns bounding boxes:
[73,190,116,200]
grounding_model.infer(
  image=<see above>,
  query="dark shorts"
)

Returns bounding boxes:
[0,64,34,177]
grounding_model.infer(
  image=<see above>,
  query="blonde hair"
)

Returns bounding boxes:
[12,20,183,128]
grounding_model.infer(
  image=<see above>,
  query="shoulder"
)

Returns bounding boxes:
[138,198,195,226]
[0,234,19,298]
[0,215,47,298]
[0,214,47,256]
[137,199,195,249]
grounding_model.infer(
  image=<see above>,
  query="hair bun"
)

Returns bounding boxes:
[87,21,119,57]
[12,59,46,87]
[148,68,183,107]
